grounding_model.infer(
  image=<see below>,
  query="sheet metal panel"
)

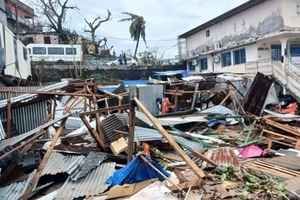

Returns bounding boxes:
[41,152,85,176]
[134,126,163,142]
[0,181,26,200]
[0,114,71,153]
[0,81,69,109]
[57,162,115,200]
[0,119,5,140]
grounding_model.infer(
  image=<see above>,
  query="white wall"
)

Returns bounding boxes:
[185,0,284,59]
[281,0,300,28]
[2,24,31,78]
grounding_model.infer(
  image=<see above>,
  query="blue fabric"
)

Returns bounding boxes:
[106,156,170,186]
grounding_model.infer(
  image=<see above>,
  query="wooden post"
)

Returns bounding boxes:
[80,115,105,149]
[191,83,199,110]
[6,96,12,138]
[128,101,136,161]
[134,97,205,179]
[21,118,68,200]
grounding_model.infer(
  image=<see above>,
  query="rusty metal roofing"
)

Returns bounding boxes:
[0,81,69,109]
[41,152,85,176]
[57,162,115,200]
[206,147,240,168]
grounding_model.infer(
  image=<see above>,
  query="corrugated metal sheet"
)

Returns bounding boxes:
[0,181,26,200]
[0,172,33,200]
[134,126,163,142]
[57,162,115,200]
[0,98,49,138]
[0,81,69,139]
[0,81,69,108]
[0,120,5,140]
[174,135,204,152]
[41,152,85,176]
[0,86,43,99]
[0,114,71,153]
[102,114,124,143]
[136,111,207,127]
[206,147,240,168]
[71,152,107,181]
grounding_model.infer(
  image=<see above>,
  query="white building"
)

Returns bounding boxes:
[178,0,300,75]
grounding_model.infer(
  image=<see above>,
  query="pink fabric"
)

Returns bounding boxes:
[239,145,264,159]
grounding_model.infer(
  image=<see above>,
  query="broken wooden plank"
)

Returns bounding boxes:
[80,115,105,149]
[134,97,206,179]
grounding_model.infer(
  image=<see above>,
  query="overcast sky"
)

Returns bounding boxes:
[24,0,248,58]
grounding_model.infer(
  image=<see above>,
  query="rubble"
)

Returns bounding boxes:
[1,73,300,199]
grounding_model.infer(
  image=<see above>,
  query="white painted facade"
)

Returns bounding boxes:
[179,0,300,74]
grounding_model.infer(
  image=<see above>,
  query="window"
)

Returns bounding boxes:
[199,57,208,71]
[66,48,77,55]
[188,61,196,71]
[32,47,46,55]
[48,47,64,55]
[271,45,281,61]
[233,48,246,65]
[206,30,210,37]
[221,52,232,67]
[290,44,300,57]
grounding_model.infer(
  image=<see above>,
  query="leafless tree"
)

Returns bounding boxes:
[39,0,78,43]
[84,10,111,43]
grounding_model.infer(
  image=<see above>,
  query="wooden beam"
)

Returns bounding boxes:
[21,117,68,200]
[127,101,136,161]
[134,97,205,179]
[80,104,130,117]
[6,97,12,138]
[80,115,105,149]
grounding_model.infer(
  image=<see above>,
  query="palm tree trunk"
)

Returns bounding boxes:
[134,34,140,59]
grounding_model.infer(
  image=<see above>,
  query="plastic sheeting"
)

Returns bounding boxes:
[106,156,170,187]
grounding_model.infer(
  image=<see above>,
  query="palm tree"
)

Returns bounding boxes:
[120,12,146,59]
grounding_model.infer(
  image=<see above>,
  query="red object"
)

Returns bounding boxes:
[143,143,150,156]
[162,97,172,114]
[279,102,298,115]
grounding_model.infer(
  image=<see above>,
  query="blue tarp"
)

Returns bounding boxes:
[122,80,148,87]
[106,156,170,186]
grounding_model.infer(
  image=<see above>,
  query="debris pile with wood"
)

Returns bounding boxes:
[0,72,300,200]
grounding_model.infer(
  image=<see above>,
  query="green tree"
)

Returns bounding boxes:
[120,12,146,58]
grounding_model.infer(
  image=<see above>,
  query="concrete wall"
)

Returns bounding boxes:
[185,0,285,59]
[281,0,300,28]
[31,63,185,83]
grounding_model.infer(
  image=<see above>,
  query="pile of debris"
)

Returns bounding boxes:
[0,72,300,200]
